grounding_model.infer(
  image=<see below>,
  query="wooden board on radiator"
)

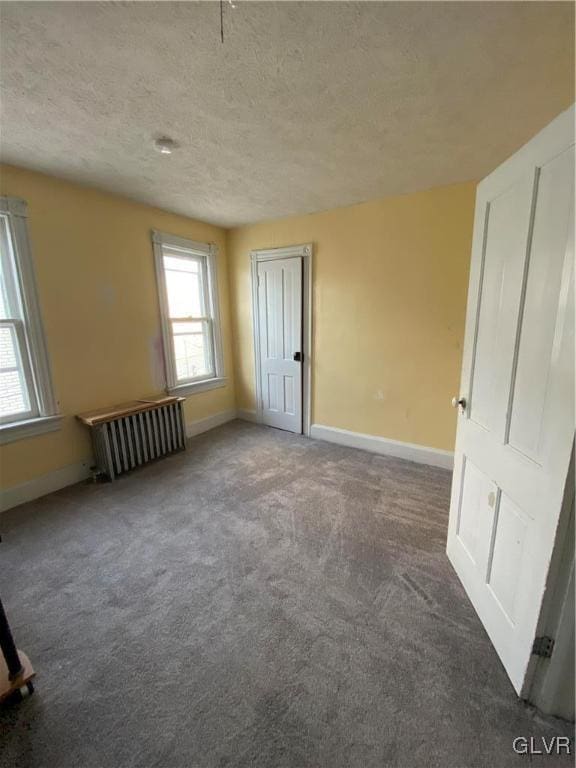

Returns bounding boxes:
[77,395,185,426]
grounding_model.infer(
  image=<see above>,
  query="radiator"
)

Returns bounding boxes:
[78,398,186,481]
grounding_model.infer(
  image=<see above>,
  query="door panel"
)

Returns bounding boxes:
[257,257,303,433]
[486,493,529,626]
[267,373,279,411]
[283,375,295,415]
[507,148,575,463]
[456,457,497,571]
[447,107,575,695]
[469,177,535,434]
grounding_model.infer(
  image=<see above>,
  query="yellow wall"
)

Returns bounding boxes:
[0,167,475,493]
[227,181,476,452]
[0,164,235,488]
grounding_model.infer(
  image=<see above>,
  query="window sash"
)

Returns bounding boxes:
[0,318,38,423]
[152,231,224,392]
[165,252,215,384]
[170,317,215,383]
[163,248,208,319]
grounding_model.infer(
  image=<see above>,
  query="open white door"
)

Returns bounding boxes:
[256,256,303,433]
[447,106,575,696]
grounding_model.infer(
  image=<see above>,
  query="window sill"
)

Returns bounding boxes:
[168,377,227,396]
[0,414,63,445]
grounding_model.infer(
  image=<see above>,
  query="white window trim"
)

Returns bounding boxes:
[151,230,226,396]
[0,197,60,445]
[0,414,62,445]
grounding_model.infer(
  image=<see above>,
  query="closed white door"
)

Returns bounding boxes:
[257,257,303,433]
[447,106,575,695]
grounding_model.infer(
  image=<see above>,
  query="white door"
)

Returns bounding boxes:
[256,257,303,433]
[447,106,575,696]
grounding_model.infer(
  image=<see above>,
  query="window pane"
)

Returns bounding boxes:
[163,255,199,273]
[0,371,28,417]
[0,324,17,368]
[163,254,203,318]
[172,320,213,381]
[0,325,30,418]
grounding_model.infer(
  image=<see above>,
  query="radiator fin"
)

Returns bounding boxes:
[91,401,186,481]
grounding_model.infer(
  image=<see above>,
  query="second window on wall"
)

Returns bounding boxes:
[152,231,224,395]
[0,196,60,444]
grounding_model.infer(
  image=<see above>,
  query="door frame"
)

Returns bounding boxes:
[250,243,312,436]
[526,448,574,717]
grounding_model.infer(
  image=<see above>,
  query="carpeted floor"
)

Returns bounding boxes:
[0,420,572,768]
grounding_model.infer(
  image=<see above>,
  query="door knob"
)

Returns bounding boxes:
[452,396,466,411]
[293,351,302,362]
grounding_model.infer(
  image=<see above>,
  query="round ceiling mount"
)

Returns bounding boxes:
[153,137,177,155]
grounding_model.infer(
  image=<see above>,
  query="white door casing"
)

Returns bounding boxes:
[446,106,575,696]
[251,244,312,435]
[256,255,303,433]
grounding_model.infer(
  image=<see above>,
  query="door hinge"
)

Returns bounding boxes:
[532,636,555,658]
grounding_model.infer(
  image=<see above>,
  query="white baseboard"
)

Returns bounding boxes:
[1,413,452,512]
[186,409,237,438]
[310,423,454,470]
[236,408,258,423]
[1,409,238,513]
[0,461,92,513]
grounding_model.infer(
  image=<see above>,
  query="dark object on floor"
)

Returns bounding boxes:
[0,421,572,767]
[0,598,22,680]
[0,598,35,703]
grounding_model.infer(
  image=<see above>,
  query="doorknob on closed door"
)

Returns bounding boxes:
[293,351,302,362]
[452,396,466,411]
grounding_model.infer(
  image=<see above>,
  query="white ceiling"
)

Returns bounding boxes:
[0,2,573,228]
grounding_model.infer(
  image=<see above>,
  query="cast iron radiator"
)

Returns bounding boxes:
[77,397,186,481]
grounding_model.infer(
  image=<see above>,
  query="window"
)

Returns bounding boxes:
[152,231,225,395]
[0,197,59,443]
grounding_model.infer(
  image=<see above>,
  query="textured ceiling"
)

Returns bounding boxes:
[0,1,574,227]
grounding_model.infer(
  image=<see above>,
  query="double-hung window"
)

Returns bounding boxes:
[152,231,225,395]
[0,197,59,443]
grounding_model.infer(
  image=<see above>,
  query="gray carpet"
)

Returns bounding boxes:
[0,420,572,768]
